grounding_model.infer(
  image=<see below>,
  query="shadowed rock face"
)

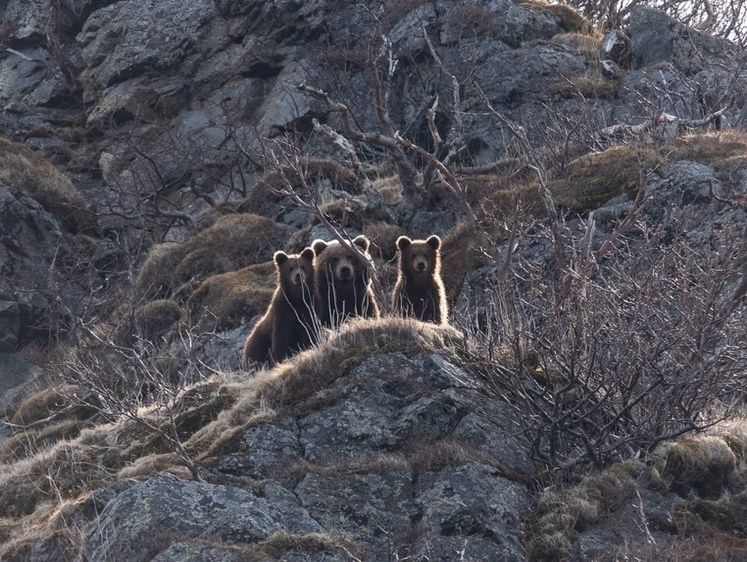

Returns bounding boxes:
[0,190,61,348]
[82,352,533,561]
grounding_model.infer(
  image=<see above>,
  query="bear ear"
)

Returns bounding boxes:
[426,235,441,250]
[353,235,370,252]
[312,239,328,255]
[274,251,289,266]
[397,236,412,250]
[301,248,315,262]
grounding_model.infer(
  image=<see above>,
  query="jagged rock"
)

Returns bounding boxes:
[437,0,565,47]
[627,5,734,74]
[77,0,218,89]
[296,471,414,560]
[414,463,530,561]
[215,352,533,561]
[76,0,224,126]
[0,190,62,343]
[79,473,324,562]
[0,48,68,109]
[0,1,745,560]
[297,354,477,461]
[0,299,20,352]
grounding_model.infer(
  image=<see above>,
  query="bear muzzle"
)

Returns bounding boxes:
[292,270,308,285]
[413,257,428,273]
[337,265,353,280]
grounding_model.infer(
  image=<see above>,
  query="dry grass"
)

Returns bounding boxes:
[134,241,188,301]
[0,495,91,560]
[550,145,661,211]
[527,429,747,561]
[259,530,363,560]
[134,213,292,303]
[371,174,403,205]
[0,423,125,518]
[526,460,656,561]
[519,1,590,33]
[670,130,747,171]
[0,137,94,233]
[0,420,95,464]
[10,385,81,426]
[184,260,276,333]
[546,28,619,99]
[187,317,463,459]
[136,299,183,343]
[653,436,737,499]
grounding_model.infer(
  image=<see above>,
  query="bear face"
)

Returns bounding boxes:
[312,235,370,284]
[312,235,379,327]
[397,235,440,280]
[275,248,314,298]
[392,234,447,325]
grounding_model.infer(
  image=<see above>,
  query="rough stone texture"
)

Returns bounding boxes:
[0,190,62,344]
[628,5,734,74]
[415,464,530,561]
[296,472,415,560]
[80,473,323,562]
[77,0,217,89]
[298,354,475,461]
[0,0,744,560]
[212,353,533,561]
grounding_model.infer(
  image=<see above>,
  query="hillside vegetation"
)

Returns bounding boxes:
[0,0,745,560]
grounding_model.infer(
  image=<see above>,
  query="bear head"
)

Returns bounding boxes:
[275,248,314,293]
[397,235,441,277]
[312,235,372,284]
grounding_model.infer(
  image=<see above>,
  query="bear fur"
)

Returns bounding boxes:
[312,235,380,328]
[242,248,317,368]
[392,235,448,325]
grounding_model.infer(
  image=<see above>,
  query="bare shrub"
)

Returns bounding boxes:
[57,320,232,482]
[457,209,747,474]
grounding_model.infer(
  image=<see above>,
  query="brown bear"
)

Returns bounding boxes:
[392,235,448,325]
[312,235,380,328]
[242,248,317,368]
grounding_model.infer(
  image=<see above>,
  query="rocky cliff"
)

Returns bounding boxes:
[0,1,746,560]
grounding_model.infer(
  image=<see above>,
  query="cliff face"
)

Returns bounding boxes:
[0,1,746,560]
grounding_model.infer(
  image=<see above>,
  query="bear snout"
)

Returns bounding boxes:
[413,257,428,273]
[337,264,353,280]
[291,269,307,285]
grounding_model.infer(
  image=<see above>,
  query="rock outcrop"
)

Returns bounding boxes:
[0,0,745,560]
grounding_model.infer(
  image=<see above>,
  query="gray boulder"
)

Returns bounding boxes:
[0,190,62,344]
[415,463,530,561]
[80,472,323,561]
[216,351,534,561]
[628,5,735,74]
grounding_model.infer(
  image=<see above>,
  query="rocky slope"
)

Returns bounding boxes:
[0,1,746,560]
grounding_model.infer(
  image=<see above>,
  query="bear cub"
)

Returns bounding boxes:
[392,235,448,325]
[243,248,317,368]
[313,235,380,328]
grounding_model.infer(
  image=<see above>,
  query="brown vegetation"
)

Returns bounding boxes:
[0,137,94,233]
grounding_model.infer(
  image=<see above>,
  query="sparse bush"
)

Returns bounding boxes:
[564,0,747,48]
[458,200,747,474]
